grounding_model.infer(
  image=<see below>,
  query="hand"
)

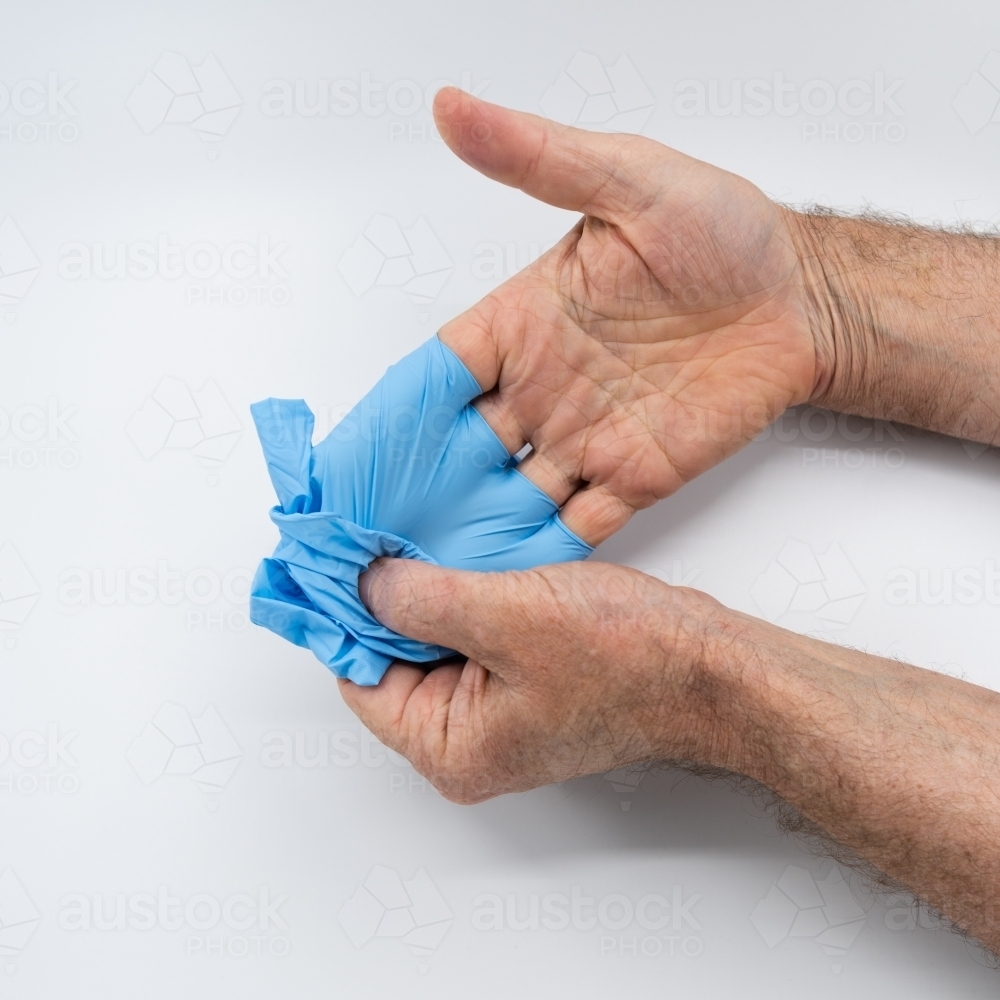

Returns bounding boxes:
[342,557,1000,955]
[338,557,729,802]
[433,87,819,545]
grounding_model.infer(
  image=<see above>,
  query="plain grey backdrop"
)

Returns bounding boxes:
[2,0,1000,995]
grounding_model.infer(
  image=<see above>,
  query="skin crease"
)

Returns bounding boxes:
[430,88,817,545]
[339,90,1000,954]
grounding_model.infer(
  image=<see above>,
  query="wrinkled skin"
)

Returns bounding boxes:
[432,87,818,545]
[336,92,1000,957]
[340,89,821,800]
[340,557,726,804]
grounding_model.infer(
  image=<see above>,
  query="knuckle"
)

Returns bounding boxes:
[593,562,641,606]
[409,735,504,805]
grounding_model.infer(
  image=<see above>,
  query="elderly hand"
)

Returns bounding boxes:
[341,557,1000,955]
[339,557,729,802]
[432,88,819,546]
[338,90,1000,957]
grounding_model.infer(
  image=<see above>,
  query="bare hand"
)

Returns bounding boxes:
[339,557,725,802]
[433,87,818,545]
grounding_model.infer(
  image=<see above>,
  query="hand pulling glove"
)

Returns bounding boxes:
[250,336,592,685]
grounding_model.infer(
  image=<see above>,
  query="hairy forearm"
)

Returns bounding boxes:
[686,602,1000,950]
[784,207,1000,442]
[695,209,1000,941]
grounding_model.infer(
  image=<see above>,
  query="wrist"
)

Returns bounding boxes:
[684,605,876,810]
[642,587,775,773]
[780,207,1000,440]
[780,206,875,415]
[658,595,816,787]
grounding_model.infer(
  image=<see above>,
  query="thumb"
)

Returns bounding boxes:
[432,87,662,224]
[360,558,507,663]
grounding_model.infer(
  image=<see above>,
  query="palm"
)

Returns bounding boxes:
[437,93,815,542]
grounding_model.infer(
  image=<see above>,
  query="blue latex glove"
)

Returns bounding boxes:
[249,335,593,685]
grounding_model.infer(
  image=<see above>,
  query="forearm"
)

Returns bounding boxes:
[686,601,1000,950]
[349,553,1000,948]
[785,207,1000,442]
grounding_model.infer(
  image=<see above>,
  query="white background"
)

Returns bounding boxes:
[3,0,1000,995]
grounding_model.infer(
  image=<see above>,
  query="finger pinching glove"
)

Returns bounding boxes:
[249,336,592,685]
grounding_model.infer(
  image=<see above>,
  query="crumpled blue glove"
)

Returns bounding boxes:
[249,335,593,685]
